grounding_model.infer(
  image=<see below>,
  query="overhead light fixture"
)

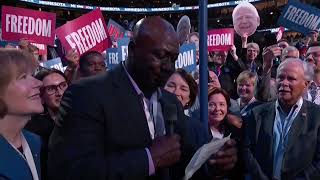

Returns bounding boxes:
[270,12,274,15]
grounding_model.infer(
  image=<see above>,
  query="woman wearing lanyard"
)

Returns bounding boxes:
[0,49,43,180]
[236,71,261,117]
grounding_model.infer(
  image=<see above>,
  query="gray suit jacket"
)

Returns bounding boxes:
[243,100,320,180]
[255,71,277,102]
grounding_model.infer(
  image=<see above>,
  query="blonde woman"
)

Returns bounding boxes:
[0,49,43,180]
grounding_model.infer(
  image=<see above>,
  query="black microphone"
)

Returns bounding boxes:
[164,103,178,135]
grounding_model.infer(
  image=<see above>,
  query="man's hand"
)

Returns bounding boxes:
[262,45,282,74]
[241,33,248,48]
[230,45,238,61]
[150,134,181,170]
[18,38,30,50]
[208,139,237,171]
[65,49,80,68]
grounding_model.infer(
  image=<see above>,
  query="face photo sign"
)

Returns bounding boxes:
[232,2,260,37]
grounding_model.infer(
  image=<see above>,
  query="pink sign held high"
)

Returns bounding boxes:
[1,6,56,46]
[207,28,234,52]
[55,8,111,55]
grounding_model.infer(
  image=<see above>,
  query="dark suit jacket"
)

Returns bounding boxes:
[0,130,41,180]
[243,100,320,180]
[48,64,195,180]
[209,56,242,99]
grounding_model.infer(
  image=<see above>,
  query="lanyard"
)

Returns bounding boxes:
[8,133,39,180]
[275,104,300,144]
[238,97,256,116]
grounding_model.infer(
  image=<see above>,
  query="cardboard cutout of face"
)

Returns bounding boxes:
[233,2,260,37]
[177,15,191,45]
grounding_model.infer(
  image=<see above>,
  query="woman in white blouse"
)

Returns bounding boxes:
[0,49,43,180]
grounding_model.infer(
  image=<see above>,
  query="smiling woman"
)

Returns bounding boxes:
[164,68,198,109]
[25,68,69,180]
[0,49,43,180]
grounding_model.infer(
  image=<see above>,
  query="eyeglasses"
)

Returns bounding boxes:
[42,81,68,95]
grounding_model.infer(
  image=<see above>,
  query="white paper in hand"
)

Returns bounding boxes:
[184,134,231,180]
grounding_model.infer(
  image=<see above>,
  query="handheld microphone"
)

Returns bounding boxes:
[164,104,178,135]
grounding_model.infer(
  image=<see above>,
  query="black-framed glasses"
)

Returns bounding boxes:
[42,81,68,95]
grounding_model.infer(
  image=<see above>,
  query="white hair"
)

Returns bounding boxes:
[281,46,300,61]
[232,2,259,20]
[283,46,299,54]
[277,58,313,81]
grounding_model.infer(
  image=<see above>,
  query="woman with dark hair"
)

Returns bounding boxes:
[207,88,243,179]
[164,71,240,179]
[208,88,238,139]
[25,68,69,180]
[164,68,198,110]
[0,49,43,180]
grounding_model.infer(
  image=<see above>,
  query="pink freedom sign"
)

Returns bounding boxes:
[207,28,234,51]
[55,8,111,55]
[31,43,47,55]
[1,6,56,46]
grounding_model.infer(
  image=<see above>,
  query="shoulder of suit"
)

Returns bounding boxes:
[22,130,41,149]
[22,130,40,141]
[251,101,275,113]
[304,100,320,113]
[67,72,112,96]
[74,72,110,87]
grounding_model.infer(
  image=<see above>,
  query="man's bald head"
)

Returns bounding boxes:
[132,16,177,45]
[127,16,180,98]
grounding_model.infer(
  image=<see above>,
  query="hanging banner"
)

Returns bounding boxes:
[1,6,56,45]
[55,8,111,55]
[18,0,261,13]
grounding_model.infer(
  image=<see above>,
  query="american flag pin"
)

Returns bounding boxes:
[302,113,307,119]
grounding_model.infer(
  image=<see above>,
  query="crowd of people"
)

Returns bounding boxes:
[1,2,320,180]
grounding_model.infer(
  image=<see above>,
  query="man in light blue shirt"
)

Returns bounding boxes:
[243,58,320,180]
